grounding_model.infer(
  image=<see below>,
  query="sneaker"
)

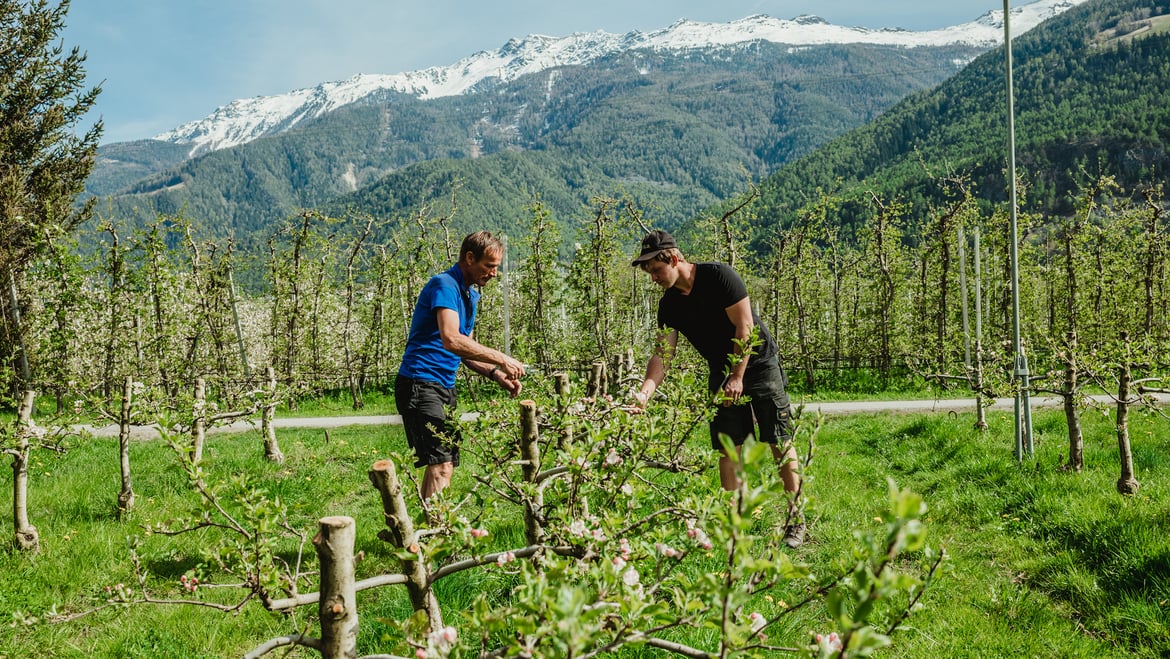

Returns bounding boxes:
[782,521,806,548]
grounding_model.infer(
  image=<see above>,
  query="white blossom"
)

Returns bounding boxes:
[622,567,640,587]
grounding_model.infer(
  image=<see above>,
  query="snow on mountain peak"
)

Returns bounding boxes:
[155,0,1088,157]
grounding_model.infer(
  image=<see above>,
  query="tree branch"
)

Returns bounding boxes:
[243,633,323,659]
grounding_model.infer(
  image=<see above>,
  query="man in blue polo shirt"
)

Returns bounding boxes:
[396,231,525,499]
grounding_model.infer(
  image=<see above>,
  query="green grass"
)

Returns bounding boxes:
[2,404,1168,657]
[809,409,1170,658]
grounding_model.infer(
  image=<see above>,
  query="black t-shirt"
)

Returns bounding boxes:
[657,262,778,374]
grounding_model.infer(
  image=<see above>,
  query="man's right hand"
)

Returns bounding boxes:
[501,355,526,380]
[620,390,649,414]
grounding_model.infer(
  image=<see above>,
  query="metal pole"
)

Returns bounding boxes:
[1004,0,1033,460]
[958,224,972,379]
[502,233,511,356]
[974,225,983,350]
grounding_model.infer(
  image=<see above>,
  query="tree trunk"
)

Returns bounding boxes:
[11,390,39,552]
[555,373,572,450]
[262,366,285,463]
[6,272,31,395]
[117,377,136,519]
[101,228,124,403]
[1115,345,1139,495]
[1063,332,1083,472]
[367,459,443,630]
[519,400,545,548]
[314,516,359,659]
[192,377,207,464]
[587,362,606,398]
[147,227,174,398]
[791,234,815,391]
[226,264,251,380]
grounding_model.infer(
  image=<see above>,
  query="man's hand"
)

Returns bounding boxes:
[500,376,523,398]
[490,366,523,398]
[722,374,744,406]
[620,390,649,414]
[500,355,526,380]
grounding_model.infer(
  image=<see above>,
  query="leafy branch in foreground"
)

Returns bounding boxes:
[86,376,938,659]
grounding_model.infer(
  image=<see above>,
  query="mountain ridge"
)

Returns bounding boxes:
[149,0,1085,158]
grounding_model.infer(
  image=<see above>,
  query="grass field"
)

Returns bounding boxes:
[2,400,1168,657]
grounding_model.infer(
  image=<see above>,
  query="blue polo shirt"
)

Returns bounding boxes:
[398,264,479,388]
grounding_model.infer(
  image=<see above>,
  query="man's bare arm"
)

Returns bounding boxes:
[436,308,525,380]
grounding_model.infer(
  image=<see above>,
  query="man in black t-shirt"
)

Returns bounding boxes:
[630,230,804,548]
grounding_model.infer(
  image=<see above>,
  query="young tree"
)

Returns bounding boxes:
[860,193,910,387]
[0,0,101,395]
[566,198,637,371]
[514,198,566,370]
[4,390,40,551]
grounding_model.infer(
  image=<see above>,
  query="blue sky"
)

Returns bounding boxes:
[61,1,1018,144]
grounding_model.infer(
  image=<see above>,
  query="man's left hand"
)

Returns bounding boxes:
[722,375,744,406]
[498,374,523,398]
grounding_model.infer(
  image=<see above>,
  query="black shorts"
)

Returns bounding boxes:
[394,375,462,468]
[708,357,794,451]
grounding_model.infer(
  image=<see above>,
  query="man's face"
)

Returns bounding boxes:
[465,248,502,286]
[641,256,678,289]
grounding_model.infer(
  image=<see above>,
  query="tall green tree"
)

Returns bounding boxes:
[0,0,101,396]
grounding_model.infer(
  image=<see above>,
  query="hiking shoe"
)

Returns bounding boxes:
[782,521,806,548]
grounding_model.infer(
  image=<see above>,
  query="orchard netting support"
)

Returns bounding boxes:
[1003,0,1034,460]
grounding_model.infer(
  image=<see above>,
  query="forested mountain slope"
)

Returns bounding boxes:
[91,42,981,244]
[730,0,1170,254]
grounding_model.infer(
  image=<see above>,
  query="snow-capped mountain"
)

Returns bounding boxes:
[156,0,1086,158]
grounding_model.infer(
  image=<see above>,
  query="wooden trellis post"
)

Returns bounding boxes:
[315,516,359,659]
[555,372,572,449]
[192,377,207,464]
[519,399,544,548]
[368,459,443,629]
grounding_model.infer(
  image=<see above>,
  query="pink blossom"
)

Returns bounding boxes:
[749,611,766,632]
[815,632,843,651]
[429,626,457,645]
[569,520,588,537]
[618,538,631,559]
[496,551,516,566]
[687,527,713,550]
[604,448,624,466]
[656,542,681,558]
[470,528,489,539]
[179,574,200,593]
[612,556,627,570]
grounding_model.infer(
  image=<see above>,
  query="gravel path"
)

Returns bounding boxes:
[78,393,1169,440]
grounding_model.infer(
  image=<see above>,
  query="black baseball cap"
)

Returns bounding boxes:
[631,230,678,265]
